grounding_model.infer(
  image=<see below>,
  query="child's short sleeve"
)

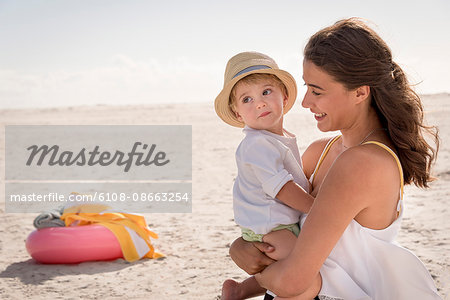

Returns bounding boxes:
[239,136,293,198]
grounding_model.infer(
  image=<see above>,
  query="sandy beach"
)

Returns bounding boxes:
[0,94,449,299]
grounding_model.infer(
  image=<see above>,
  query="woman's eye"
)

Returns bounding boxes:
[242,97,252,103]
[312,90,321,96]
[262,89,272,96]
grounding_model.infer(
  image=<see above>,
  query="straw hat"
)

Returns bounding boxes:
[214,51,297,127]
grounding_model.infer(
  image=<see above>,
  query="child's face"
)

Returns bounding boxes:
[233,78,288,135]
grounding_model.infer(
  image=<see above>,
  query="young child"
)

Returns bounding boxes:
[215,52,319,299]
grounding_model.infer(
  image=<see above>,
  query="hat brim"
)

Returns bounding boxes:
[214,69,297,128]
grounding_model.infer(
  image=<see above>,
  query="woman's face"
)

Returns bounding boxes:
[301,59,355,132]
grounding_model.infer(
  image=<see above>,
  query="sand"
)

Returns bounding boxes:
[0,94,449,299]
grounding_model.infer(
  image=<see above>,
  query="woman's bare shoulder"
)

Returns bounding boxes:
[324,143,402,224]
[335,142,398,175]
[329,142,401,201]
[304,137,334,153]
[302,136,337,178]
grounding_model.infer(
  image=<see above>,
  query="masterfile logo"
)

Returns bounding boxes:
[25,142,170,172]
[5,125,192,213]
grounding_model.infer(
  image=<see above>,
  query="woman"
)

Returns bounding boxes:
[229,18,441,299]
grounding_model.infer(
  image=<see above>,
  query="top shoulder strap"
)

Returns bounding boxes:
[362,141,404,202]
[310,135,342,186]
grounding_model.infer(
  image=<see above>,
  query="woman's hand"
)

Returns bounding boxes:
[229,237,276,275]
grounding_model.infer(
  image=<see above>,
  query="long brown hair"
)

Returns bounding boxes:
[304,18,439,188]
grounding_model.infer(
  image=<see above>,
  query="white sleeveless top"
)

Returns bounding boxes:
[303,136,441,300]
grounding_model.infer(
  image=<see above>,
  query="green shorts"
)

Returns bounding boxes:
[241,223,300,242]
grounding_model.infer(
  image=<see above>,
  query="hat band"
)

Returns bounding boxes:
[232,65,271,79]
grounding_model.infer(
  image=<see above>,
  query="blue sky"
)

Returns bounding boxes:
[0,0,449,108]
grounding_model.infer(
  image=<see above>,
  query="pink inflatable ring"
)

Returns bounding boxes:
[26,225,123,264]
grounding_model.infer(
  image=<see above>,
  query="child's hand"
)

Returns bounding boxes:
[253,240,275,254]
[229,237,276,275]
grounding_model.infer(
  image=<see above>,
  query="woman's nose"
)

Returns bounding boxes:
[301,92,311,108]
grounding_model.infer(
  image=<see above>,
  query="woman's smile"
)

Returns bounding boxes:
[314,112,327,121]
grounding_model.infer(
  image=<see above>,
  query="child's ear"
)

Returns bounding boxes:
[235,111,243,122]
[283,96,289,108]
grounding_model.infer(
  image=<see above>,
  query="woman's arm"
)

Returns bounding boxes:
[255,146,395,297]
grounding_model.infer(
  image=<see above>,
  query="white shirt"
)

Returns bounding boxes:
[233,126,309,235]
